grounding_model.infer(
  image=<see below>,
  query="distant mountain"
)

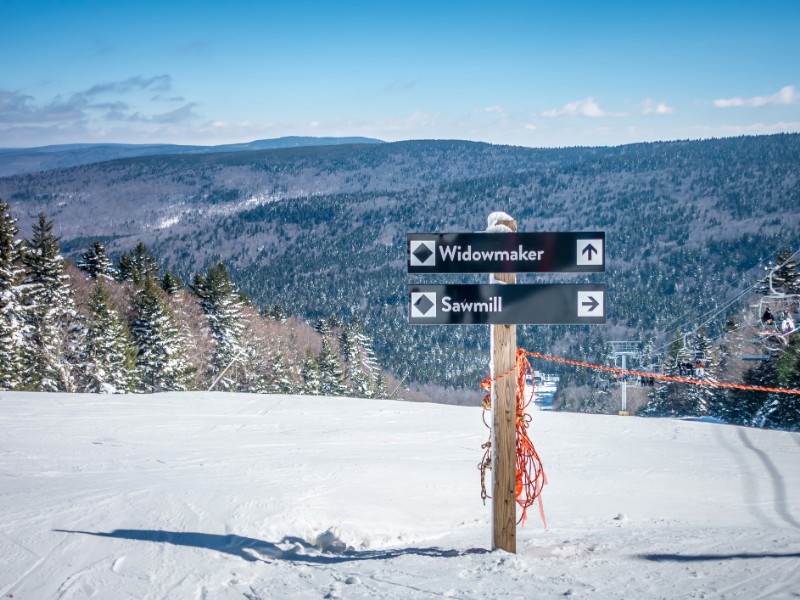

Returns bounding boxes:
[0,136,384,176]
[1,135,798,389]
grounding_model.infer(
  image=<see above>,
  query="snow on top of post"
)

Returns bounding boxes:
[486,211,516,233]
[487,211,513,228]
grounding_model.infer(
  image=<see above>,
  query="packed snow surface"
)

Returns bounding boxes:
[1,392,799,599]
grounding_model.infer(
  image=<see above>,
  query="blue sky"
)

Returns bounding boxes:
[1,0,799,148]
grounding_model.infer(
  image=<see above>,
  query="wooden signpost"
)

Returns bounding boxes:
[489,214,518,553]
[407,213,607,553]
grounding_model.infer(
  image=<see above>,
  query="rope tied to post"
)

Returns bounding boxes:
[479,349,548,529]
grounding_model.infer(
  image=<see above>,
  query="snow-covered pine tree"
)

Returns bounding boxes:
[374,371,389,398]
[160,270,183,295]
[19,213,82,392]
[686,327,716,416]
[130,275,194,392]
[301,347,322,395]
[82,281,137,393]
[117,242,160,284]
[643,330,684,416]
[753,335,800,430]
[130,242,160,284]
[78,241,115,280]
[339,317,381,398]
[116,252,135,283]
[192,263,246,390]
[318,335,347,396]
[312,317,331,335]
[263,350,293,393]
[0,198,25,390]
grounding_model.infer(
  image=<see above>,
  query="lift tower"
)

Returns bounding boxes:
[607,341,641,415]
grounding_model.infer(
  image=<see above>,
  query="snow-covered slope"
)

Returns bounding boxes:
[1,392,798,599]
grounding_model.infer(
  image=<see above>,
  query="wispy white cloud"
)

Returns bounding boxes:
[0,76,190,130]
[712,85,798,108]
[640,98,674,115]
[148,103,199,124]
[0,90,88,124]
[86,75,172,97]
[716,120,800,135]
[542,97,624,118]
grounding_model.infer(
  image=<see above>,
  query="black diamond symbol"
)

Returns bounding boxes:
[412,242,434,264]
[414,294,434,315]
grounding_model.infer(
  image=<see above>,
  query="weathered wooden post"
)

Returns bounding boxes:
[488,212,517,553]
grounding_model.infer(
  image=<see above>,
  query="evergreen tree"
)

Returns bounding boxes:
[339,317,381,398]
[753,335,800,430]
[0,198,24,390]
[266,304,287,322]
[82,281,137,393]
[19,213,81,392]
[643,330,685,416]
[339,324,358,364]
[374,371,389,398]
[130,275,194,392]
[301,347,322,395]
[312,317,331,335]
[266,351,293,393]
[78,241,115,280]
[130,242,160,283]
[116,242,159,284]
[193,263,246,390]
[116,252,135,283]
[687,327,716,416]
[318,335,347,396]
[160,270,184,295]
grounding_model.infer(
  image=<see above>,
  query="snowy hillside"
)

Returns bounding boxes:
[1,392,798,599]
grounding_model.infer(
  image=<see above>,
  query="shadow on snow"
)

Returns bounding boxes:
[54,529,490,564]
[641,552,800,562]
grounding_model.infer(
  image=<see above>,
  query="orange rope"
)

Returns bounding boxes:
[522,350,800,395]
[479,352,547,529]
[514,352,548,528]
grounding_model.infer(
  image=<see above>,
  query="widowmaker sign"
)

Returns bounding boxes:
[408,232,605,274]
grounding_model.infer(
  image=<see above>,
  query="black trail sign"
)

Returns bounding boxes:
[408,232,605,274]
[408,284,606,325]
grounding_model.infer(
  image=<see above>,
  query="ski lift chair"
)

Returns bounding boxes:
[756,259,800,329]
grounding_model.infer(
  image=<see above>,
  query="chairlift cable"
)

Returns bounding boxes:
[662,244,800,335]
[653,244,800,355]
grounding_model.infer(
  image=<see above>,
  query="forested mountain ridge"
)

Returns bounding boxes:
[1,135,799,395]
[0,136,384,177]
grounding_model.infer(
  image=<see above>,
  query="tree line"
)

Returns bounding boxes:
[0,197,388,397]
